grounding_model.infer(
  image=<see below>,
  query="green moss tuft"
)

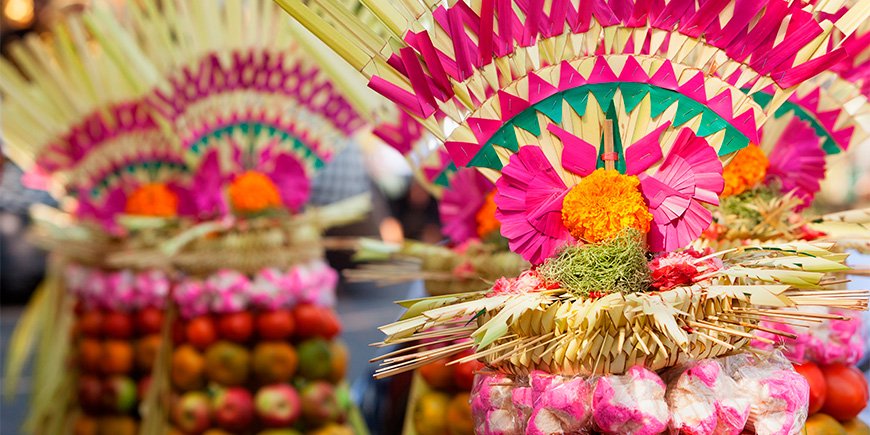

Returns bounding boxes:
[538,229,651,297]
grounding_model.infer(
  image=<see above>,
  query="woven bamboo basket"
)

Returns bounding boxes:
[476,287,752,376]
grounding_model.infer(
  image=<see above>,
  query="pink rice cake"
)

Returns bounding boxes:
[526,371,592,434]
[592,366,669,435]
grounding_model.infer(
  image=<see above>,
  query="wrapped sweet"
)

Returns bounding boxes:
[665,359,749,435]
[471,373,525,435]
[723,354,809,435]
[527,371,591,434]
[592,366,669,435]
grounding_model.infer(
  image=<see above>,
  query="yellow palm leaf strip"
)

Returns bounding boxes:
[470,335,540,366]
[821,207,870,223]
[370,334,469,362]
[693,330,735,350]
[374,324,478,346]
[707,316,799,340]
[488,332,562,366]
[687,319,771,344]
[379,340,471,365]
[274,0,371,70]
[718,312,815,329]
[373,341,473,378]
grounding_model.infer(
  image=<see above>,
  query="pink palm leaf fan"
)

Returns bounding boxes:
[0,11,195,435]
[279,1,870,433]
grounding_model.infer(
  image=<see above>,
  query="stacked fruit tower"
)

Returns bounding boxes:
[278,0,870,433]
[1,1,385,434]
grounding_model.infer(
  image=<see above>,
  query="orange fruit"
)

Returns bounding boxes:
[73,415,98,435]
[171,345,206,391]
[805,413,846,435]
[77,338,103,374]
[252,342,298,384]
[413,391,450,435]
[135,335,162,372]
[446,393,474,435]
[100,340,134,375]
[205,341,250,386]
[329,341,349,382]
[97,416,138,435]
[843,419,870,435]
[419,359,455,390]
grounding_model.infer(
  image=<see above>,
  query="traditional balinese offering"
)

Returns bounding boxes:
[352,125,526,434]
[277,0,870,433]
[1,1,382,433]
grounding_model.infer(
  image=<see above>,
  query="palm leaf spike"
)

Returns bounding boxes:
[83,0,392,218]
[277,0,870,263]
[0,12,186,229]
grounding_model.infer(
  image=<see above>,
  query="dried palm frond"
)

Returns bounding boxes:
[345,239,528,294]
[371,242,868,377]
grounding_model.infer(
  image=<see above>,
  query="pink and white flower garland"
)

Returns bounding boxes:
[65,264,168,311]
[65,260,338,319]
[173,260,338,319]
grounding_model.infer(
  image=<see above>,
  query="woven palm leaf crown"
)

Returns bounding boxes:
[278,0,869,263]
[1,0,384,232]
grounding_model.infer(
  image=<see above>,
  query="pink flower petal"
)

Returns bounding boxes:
[495,146,573,264]
[766,117,826,211]
[439,168,494,243]
[642,129,722,252]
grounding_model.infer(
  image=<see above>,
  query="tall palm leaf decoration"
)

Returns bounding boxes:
[277,0,868,262]
[274,0,870,381]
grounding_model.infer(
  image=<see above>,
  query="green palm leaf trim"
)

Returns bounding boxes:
[469,82,752,171]
[751,92,841,155]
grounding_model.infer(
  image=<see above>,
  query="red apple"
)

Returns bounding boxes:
[77,375,104,414]
[256,310,295,341]
[171,391,212,434]
[186,316,218,350]
[212,387,255,431]
[135,307,164,335]
[452,351,484,391]
[255,384,301,427]
[137,376,152,402]
[103,376,138,413]
[292,304,324,338]
[78,310,104,338]
[319,310,341,340]
[299,381,343,425]
[217,312,254,343]
[103,311,134,339]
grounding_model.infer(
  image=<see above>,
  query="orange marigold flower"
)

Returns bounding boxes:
[125,183,179,217]
[228,171,282,213]
[721,143,769,197]
[561,168,652,243]
[475,190,501,238]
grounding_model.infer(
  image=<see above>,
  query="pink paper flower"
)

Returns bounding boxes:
[492,128,723,263]
[639,129,723,252]
[766,117,826,211]
[494,146,573,264]
[439,168,495,244]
